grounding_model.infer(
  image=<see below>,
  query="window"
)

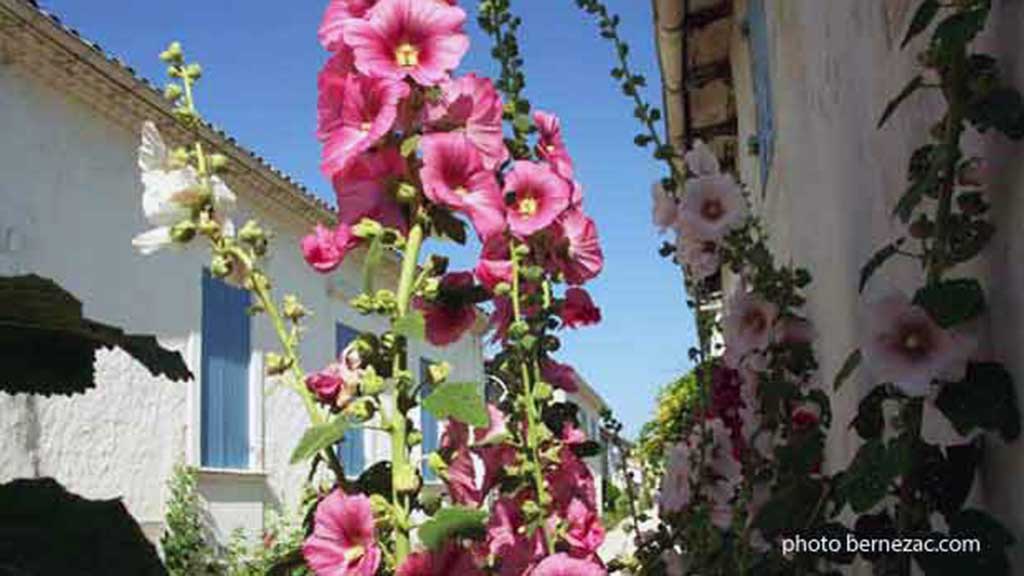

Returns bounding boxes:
[420,358,439,482]
[747,0,775,191]
[200,269,251,469]
[336,323,364,476]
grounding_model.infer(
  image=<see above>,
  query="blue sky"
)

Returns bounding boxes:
[44,0,697,437]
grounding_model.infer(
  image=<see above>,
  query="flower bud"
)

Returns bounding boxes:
[184,63,203,80]
[395,182,418,203]
[345,398,376,422]
[209,153,229,173]
[265,352,292,376]
[418,490,442,516]
[494,282,512,296]
[360,368,386,396]
[239,220,266,245]
[533,381,553,401]
[160,42,184,64]
[393,463,420,494]
[282,294,307,322]
[369,494,392,518]
[170,147,190,168]
[407,431,423,447]
[163,83,183,101]
[210,254,234,279]
[512,244,531,258]
[352,218,383,239]
[196,214,221,237]
[427,362,451,385]
[170,220,197,243]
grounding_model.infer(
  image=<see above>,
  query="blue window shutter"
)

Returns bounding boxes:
[336,323,364,476]
[200,270,251,469]
[419,358,440,482]
[748,0,775,191]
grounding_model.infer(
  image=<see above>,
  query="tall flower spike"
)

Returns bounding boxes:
[343,0,470,87]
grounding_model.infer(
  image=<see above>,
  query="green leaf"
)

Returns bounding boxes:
[429,207,468,245]
[931,7,989,57]
[878,75,924,128]
[935,362,1020,441]
[851,386,889,440]
[776,429,824,477]
[393,311,426,340]
[838,439,903,513]
[948,219,995,264]
[400,135,421,158]
[834,349,862,392]
[912,278,986,328]
[418,506,488,550]
[361,236,384,295]
[0,275,192,396]
[289,416,352,464]
[967,87,1024,140]
[752,479,826,536]
[860,240,905,293]
[352,461,392,499]
[901,0,940,49]
[423,382,489,427]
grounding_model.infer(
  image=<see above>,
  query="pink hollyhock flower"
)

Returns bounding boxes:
[534,110,575,180]
[532,553,606,576]
[678,173,746,240]
[685,139,720,177]
[861,292,974,397]
[302,490,381,576]
[560,287,602,329]
[677,235,721,281]
[569,180,585,209]
[427,74,508,169]
[444,447,482,506]
[415,272,478,346]
[487,497,547,576]
[305,343,364,407]
[316,52,356,139]
[541,358,581,393]
[343,0,469,86]
[707,418,742,485]
[419,133,505,239]
[475,403,509,445]
[790,402,821,431]
[487,296,513,344]
[397,542,483,576]
[659,440,692,514]
[474,236,513,290]
[563,497,605,557]
[552,208,604,285]
[651,181,677,231]
[319,64,410,180]
[333,148,407,231]
[561,422,588,446]
[547,447,598,512]
[301,224,360,273]
[319,0,378,52]
[504,161,572,238]
[723,289,778,368]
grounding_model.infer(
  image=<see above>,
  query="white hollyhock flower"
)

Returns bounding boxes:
[861,292,974,397]
[677,173,746,240]
[685,139,720,177]
[651,181,677,231]
[133,122,236,254]
[677,234,721,281]
[724,289,778,368]
[658,440,693,514]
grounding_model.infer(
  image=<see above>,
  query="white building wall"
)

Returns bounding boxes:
[726,0,1024,566]
[0,60,484,542]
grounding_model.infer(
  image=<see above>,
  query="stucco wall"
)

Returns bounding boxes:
[726,0,1024,567]
[0,61,485,542]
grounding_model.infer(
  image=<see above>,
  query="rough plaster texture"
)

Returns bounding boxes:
[726,0,1024,567]
[0,62,488,543]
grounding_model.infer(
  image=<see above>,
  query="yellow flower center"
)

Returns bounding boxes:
[395,43,420,68]
[904,333,922,350]
[454,186,469,196]
[360,121,373,133]
[518,197,539,217]
[343,545,366,562]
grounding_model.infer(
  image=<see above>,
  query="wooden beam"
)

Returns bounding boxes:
[684,1,733,31]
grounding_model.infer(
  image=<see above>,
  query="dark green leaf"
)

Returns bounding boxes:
[361,236,384,295]
[838,439,903,513]
[752,479,825,536]
[290,416,352,464]
[351,461,392,498]
[0,275,192,396]
[393,311,426,340]
[834,349,862,392]
[570,440,604,459]
[917,509,1015,574]
[948,219,995,264]
[901,0,941,49]
[931,7,990,57]
[878,75,924,128]
[851,386,889,440]
[423,382,489,427]
[418,506,488,550]
[912,278,986,327]
[915,442,978,516]
[860,240,905,293]
[776,429,824,477]
[430,207,468,245]
[967,87,1024,140]
[935,362,1020,441]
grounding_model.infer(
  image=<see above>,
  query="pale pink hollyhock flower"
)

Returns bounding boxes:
[541,358,581,393]
[504,161,572,238]
[790,402,821,431]
[473,236,513,290]
[319,1,378,52]
[707,418,742,484]
[532,554,606,576]
[301,224,360,273]
[861,292,974,397]
[305,343,363,407]
[396,542,483,576]
[723,289,778,368]
[415,272,478,346]
[302,490,381,576]
[343,0,469,86]
[552,208,605,285]
[560,287,602,329]
[651,181,677,231]
[678,173,746,240]
[959,158,988,187]
[534,110,575,180]
[658,441,692,514]
[427,74,508,170]
[685,139,720,177]
[563,497,606,558]
[709,502,734,530]
[318,62,410,180]
[677,234,721,281]
[333,148,407,231]
[419,132,505,240]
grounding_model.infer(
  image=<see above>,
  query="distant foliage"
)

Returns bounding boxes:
[161,465,219,576]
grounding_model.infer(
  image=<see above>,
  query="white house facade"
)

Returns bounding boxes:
[0,0,486,544]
